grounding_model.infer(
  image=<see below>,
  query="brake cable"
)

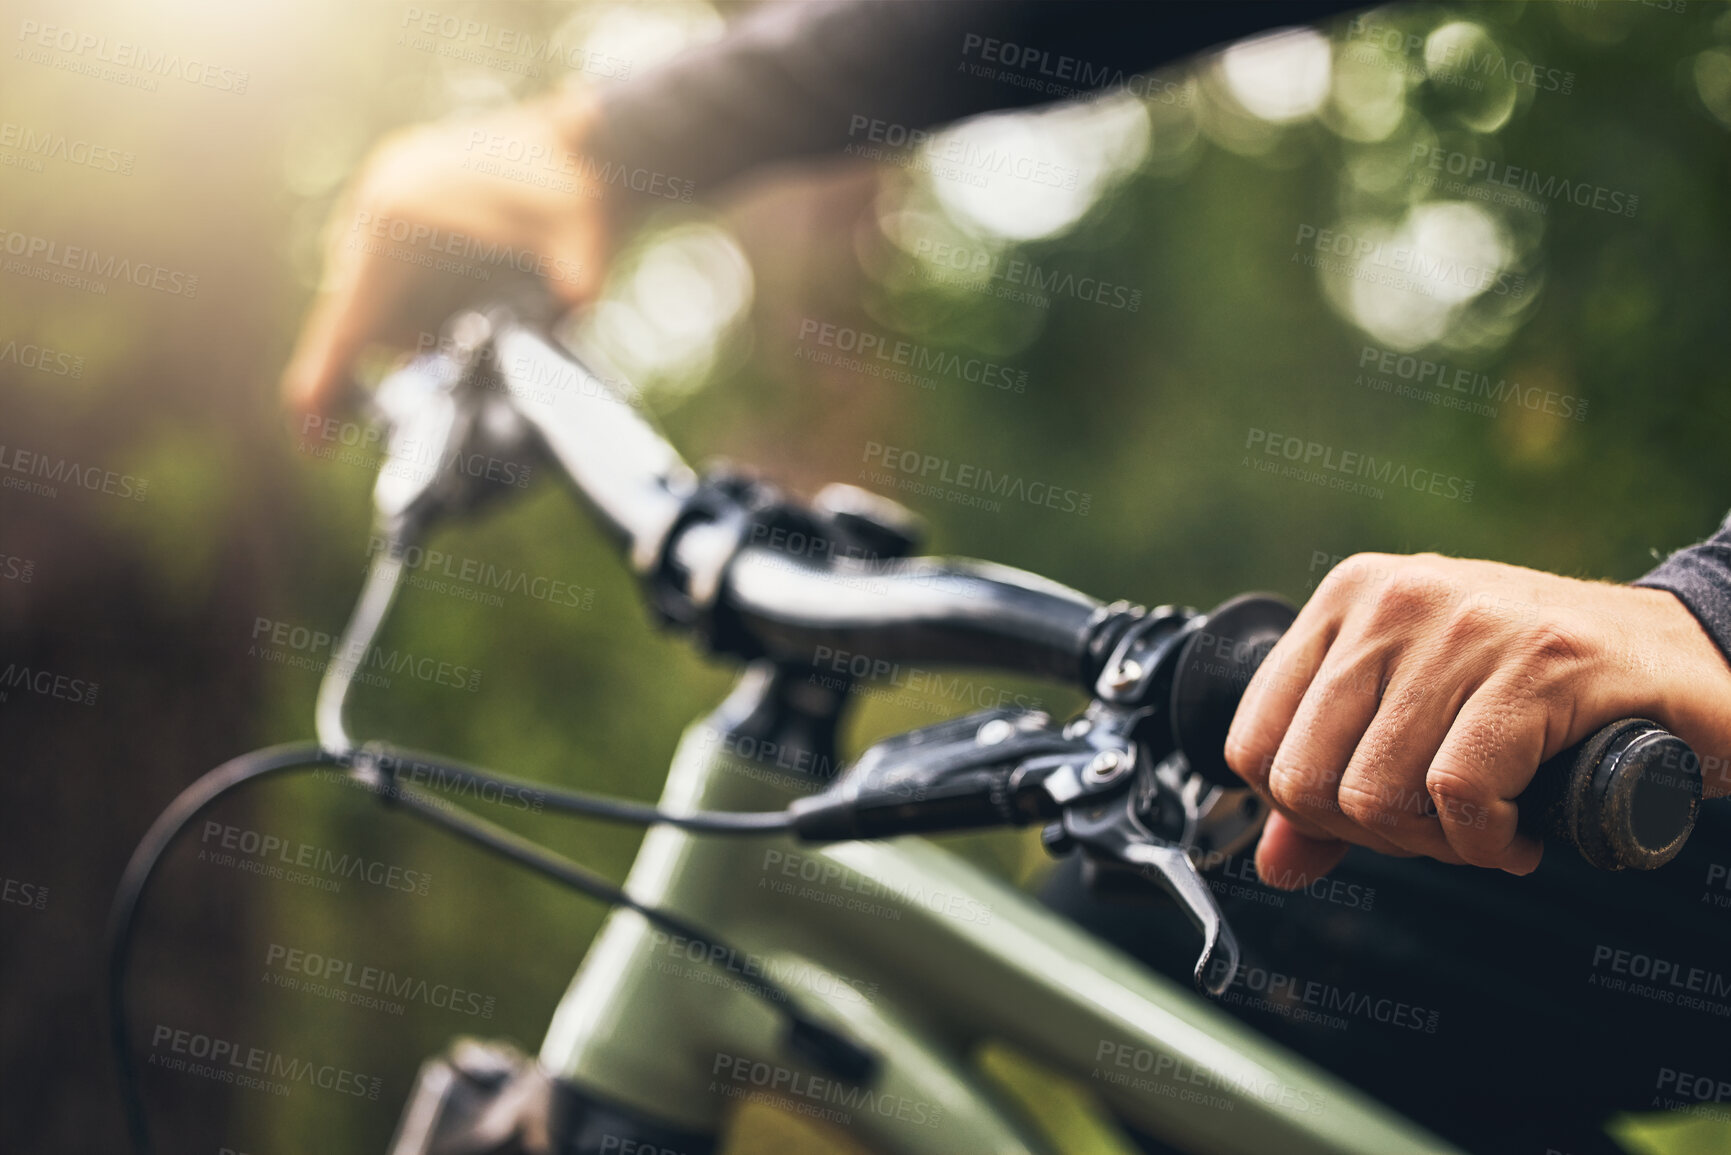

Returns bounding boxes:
[106,744,866,1155]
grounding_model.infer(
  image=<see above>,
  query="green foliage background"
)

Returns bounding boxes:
[3,1,1729,1152]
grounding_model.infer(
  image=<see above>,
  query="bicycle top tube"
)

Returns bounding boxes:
[484,314,1112,688]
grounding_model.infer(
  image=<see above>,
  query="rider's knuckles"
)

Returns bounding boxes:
[1436,593,1517,658]
[1313,655,1389,709]
[1422,763,1510,867]
[1222,727,1275,789]
[1356,560,1461,640]
[1223,673,1289,788]
[1334,777,1400,834]
[1312,551,1400,608]
[1266,760,1341,819]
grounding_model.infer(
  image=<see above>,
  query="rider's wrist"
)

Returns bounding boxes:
[1621,584,1731,797]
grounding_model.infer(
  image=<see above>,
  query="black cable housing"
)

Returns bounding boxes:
[364,743,796,834]
[106,744,868,1155]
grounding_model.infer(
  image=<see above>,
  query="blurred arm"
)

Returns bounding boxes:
[585,0,1361,201]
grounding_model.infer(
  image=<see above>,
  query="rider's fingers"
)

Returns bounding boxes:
[1224,612,1337,792]
[1425,684,1546,874]
[281,235,412,419]
[1258,644,1414,857]
[1334,675,1470,864]
[1254,811,1351,889]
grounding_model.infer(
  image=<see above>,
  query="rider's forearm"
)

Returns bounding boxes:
[580,0,1361,202]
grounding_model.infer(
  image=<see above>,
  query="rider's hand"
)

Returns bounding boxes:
[1224,553,1731,887]
[281,94,612,418]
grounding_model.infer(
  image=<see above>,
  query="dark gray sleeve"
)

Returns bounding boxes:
[589,0,1360,200]
[1634,511,1731,667]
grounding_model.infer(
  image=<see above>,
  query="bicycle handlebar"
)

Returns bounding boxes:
[491,322,694,572]
[373,309,1704,872]
[717,550,1104,683]
[480,313,1111,684]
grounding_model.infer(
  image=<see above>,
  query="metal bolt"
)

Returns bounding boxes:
[1063,717,1093,739]
[976,718,1016,746]
[1084,748,1131,784]
[1106,660,1144,694]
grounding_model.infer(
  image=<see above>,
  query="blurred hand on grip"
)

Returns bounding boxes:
[280,94,613,419]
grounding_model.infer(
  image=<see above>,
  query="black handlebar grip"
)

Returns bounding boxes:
[1171,595,1703,871]
[1170,594,1298,790]
[1516,718,1701,871]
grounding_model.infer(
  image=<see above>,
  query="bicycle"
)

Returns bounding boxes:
[108,306,1705,1155]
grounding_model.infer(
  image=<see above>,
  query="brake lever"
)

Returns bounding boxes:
[1051,764,1241,997]
[789,704,1247,996]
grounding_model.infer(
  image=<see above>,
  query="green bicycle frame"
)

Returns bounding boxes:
[536,665,1462,1155]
